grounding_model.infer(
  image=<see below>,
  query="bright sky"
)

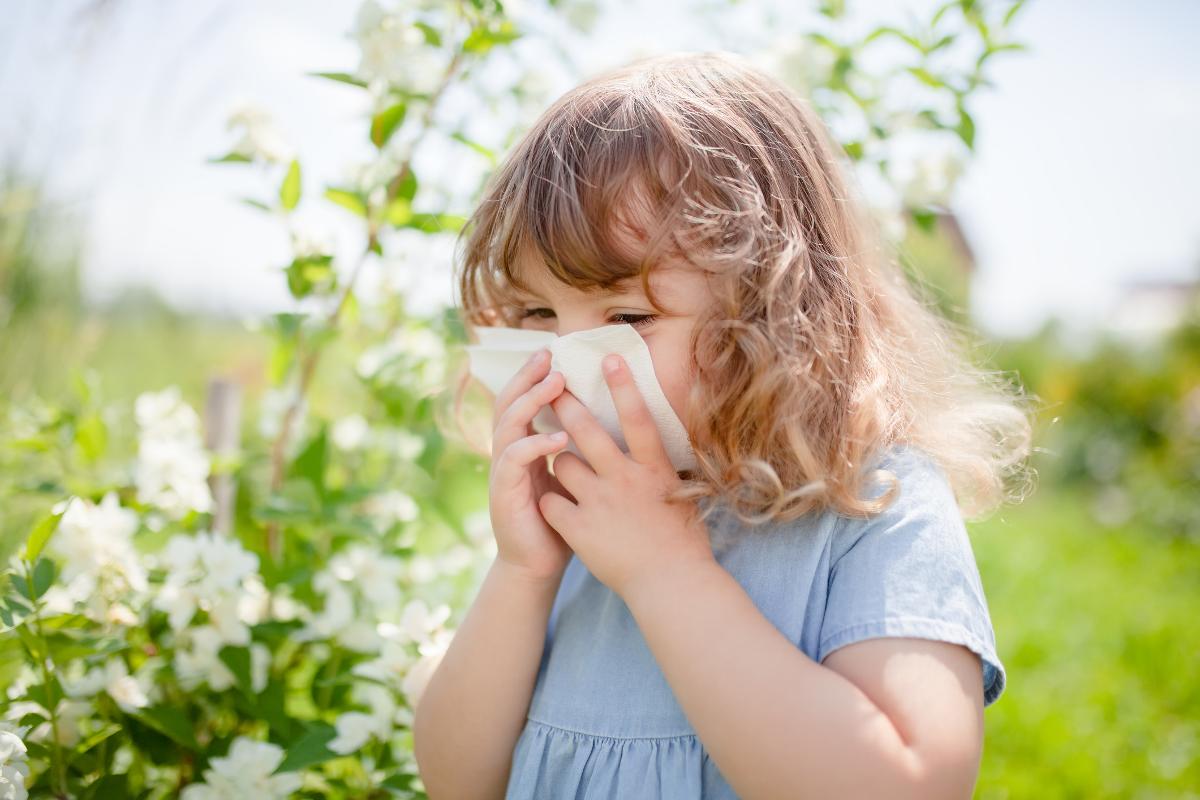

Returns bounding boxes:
[1,0,1198,341]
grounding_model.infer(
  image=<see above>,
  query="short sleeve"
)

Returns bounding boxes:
[818,446,1007,707]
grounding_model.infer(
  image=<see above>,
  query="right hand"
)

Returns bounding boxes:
[487,347,575,583]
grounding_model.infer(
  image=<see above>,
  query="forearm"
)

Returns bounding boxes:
[622,562,926,800]
[413,557,562,799]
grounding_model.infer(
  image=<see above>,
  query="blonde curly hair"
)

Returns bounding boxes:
[446,49,1037,528]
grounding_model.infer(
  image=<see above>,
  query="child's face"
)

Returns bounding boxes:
[512,262,713,430]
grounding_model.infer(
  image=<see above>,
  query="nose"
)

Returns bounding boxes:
[551,318,608,339]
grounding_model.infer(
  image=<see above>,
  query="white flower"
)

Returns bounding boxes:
[337,620,383,654]
[134,387,214,520]
[351,6,448,94]
[331,414,369,451]
[180,737,301,800]
[50,492,148,607]
[328,545,405,611]
[354,327,447,395]
[434,544,474,576]
[350,637,414,686]
[0,725,31,800]
[327,711,379,755]
[152,531,261,645]
[404,554,438,584]
[397,599,451,647]
[379,428,426,460]
[64,659,149,713]
[401,633,450,710]
[226,103,295,165]
[327,683,400,755]
[175,625,236,692]
[174,625,270,694]
[363,489,419,532]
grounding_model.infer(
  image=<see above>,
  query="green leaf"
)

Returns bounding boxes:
[384,197,412,227]
[82,773,129,800]
[381,772,419,794]
[208,152,253,164]
[1003,0,1028,26]
[31,557,56,599]
[241,197,272,212]
[955,104,976,149]
[906,66,944,89]
[405,212,467,234]
[864,25,921,50]
[462,19,521,54]
[284,254,336,299]
[278,722,338,772]
[25,511,63,562]
[371,102,408,149]
[10,573,31,602]
[449,131,496,165]
[280,159,302,211]
[413,20,442,47]
[911,206,939,233]
[392,166,418,202]
[74,412,107,462]
[218,645,255,698]
[289,425,329,498]
[307,71,369,88]
[134,705,199,750]
[325,187,368,217]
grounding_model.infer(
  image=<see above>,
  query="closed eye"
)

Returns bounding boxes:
[518,308,657,328]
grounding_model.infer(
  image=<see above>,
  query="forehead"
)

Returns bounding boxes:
[509,257,689,300]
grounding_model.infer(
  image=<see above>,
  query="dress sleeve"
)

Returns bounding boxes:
[817,446,1007,707]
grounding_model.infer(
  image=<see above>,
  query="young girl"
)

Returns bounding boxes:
[414,50,1034,799]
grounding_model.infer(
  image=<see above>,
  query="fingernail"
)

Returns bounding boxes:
[603,355,621,375]
[530,348,547,364]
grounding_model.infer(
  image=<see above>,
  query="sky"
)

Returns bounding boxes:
[1,0,1198,342]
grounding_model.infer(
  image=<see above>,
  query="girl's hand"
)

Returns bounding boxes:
[537,354,716,600]
[487,347,576,583]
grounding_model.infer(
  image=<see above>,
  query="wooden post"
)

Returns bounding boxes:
[204,377,242,537]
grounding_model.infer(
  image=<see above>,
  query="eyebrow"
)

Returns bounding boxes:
[513,276,645,299]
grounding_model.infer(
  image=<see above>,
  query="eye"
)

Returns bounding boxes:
[611,313,657,328]
[517,308,658,329]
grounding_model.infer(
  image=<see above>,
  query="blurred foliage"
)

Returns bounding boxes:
[2,0,1197,797]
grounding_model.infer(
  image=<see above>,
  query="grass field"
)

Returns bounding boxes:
[971,480,1199,798]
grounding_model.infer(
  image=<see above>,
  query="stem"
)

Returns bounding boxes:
[22,559,69,799]
[318,648,343,710]
[262,14,469,564]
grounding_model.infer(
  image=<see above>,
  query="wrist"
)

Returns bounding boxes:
[620,556,723,614]
[491,556,567,593]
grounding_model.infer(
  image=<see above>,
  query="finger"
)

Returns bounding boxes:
[496,431,571,485]
[602,354,672,467]
[493,369,564,456]
[537,490,577,538]
[550,389,626,476]
[491,348,551,426]
[546,449,593,504]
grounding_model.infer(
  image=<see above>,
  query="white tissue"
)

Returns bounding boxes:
[464,324,698,473]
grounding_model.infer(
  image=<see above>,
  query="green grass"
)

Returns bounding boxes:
[971,483,1199,798]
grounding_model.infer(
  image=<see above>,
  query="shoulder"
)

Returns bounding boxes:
[819,443,1007,708]
[829,444,965,564]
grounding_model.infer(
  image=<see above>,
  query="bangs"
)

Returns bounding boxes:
[486,92,694,316]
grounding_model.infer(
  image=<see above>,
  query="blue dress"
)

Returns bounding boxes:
[505,444,1007,799]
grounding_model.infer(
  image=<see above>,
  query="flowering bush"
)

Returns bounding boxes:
[0,1,1027,796]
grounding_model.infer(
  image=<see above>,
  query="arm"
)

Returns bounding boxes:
[412,557,563,800]
[621,561,985,800]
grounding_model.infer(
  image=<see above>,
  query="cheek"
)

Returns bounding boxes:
[645,338,694,424]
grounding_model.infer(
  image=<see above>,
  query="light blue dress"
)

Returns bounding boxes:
[505,444,1006,799]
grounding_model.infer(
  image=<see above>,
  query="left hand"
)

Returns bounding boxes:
[537,353,716,600]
